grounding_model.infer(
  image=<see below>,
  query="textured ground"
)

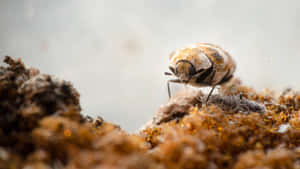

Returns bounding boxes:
[0,57,299,169]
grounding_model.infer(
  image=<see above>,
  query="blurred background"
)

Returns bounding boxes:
[0,0,300,131]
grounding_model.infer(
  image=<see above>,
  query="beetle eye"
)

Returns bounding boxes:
[188,66,196,76]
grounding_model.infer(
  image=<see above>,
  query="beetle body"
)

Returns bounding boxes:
[166,43,236,101]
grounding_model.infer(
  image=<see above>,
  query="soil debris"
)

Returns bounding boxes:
[0,56,299,169]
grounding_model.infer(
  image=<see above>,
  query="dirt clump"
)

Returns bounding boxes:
[141,79,300,169]
[0,56,161,169]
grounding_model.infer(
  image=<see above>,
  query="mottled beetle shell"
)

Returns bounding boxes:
[169,43,236,87]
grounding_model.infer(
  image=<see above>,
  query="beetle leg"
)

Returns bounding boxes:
[169,66,176,74]
[164,72,173,76]
[167,79,182,99]
[206,85,216,104]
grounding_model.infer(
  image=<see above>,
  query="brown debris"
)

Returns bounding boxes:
[0,57,161,169]
[153,89,202,125]
[233,148,298,169]
[141,78,300,169]
[19,74,81,118]
[149,83,266,127]
[0,56,299,169]
[207,94,266,114]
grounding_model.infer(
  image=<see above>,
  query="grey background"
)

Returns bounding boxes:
[0,0,300,131]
